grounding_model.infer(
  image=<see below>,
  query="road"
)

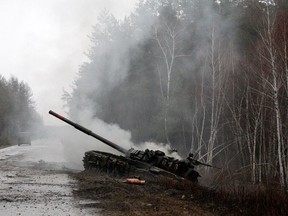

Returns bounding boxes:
[0,138,99,216]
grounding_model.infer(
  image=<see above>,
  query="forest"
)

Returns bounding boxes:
[0,76,41,146]
[64,0,288,189]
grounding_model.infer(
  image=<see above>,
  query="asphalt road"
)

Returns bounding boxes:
[0,139,99,216]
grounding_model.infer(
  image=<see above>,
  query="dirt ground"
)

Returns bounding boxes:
[2,140,229,216]
[71,171,235,216]
[2,141,285,216]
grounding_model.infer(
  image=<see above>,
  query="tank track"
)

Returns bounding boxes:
[83,150,138,176]
[83,150,199,182]
[83,151,167,179]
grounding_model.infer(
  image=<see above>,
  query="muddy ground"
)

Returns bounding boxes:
[71,168,288,216]
[1,140,286,216]
[71,171,236,216]
[2,140,222,216]
[0,146,98,215]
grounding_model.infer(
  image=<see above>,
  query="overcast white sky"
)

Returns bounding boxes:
[0,0,138,125]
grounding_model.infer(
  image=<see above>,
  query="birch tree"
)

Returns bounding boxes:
[257,5,286,188]
[154,5,191,147]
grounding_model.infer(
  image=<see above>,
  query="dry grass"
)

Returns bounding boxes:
[159,177,288,216]
[71,171,288,216]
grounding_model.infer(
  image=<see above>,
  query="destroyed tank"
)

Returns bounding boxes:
[49,110,218,182]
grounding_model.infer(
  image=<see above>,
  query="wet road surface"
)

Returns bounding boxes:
[0,139,99,216]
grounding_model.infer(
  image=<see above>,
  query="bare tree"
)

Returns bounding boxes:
[154,13,190,147]
[257,6,286,188]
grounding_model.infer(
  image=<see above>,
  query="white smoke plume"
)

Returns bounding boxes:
[47,0,233,169]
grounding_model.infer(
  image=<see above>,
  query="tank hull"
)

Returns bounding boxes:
[49,111,201,182]
[83,150,200,182]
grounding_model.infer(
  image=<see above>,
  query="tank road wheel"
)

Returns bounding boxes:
[82,151,132,177]
[106,156,130,177]
[83,152,103,172]
[113,159,129,176]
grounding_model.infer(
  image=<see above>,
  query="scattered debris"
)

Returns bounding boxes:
[124,178,145,185]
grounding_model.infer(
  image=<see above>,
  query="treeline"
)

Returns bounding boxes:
[0,75,41,146]
[66,0,288,188]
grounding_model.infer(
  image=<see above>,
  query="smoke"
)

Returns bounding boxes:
[51,0,238,170]
[56,108,182,168]
[139,142,182,159]
[30,1,156,169]
[44,118,182,170]
[55,2,156,162]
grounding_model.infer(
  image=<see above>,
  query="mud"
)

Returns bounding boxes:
[0,141,98,216]
[0,140,234,216]
[71,171,224,216]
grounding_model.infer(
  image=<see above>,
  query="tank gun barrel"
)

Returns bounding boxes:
[49,110,128,155]
[195,160,221,169]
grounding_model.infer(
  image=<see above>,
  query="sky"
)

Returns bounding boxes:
[0,0,138,125]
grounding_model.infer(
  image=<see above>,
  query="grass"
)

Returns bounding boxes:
[72,170,288,215]
[157,177,288,215]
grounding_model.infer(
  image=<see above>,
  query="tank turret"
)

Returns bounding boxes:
[49,110,218,182]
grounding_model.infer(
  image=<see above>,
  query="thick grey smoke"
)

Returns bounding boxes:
[59,0,230,158]
[35,1,162,169]
[56,3,159,161]
[47,0,236,169]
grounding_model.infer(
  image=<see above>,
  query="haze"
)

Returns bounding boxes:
[0,0,137,125]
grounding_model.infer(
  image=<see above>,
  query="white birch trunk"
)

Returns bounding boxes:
[266,8,285,188]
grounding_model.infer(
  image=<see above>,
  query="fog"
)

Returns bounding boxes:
[63,0,234,157]
[0,0,138,125]
[0,0,187,169]
[1,0,233,165]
